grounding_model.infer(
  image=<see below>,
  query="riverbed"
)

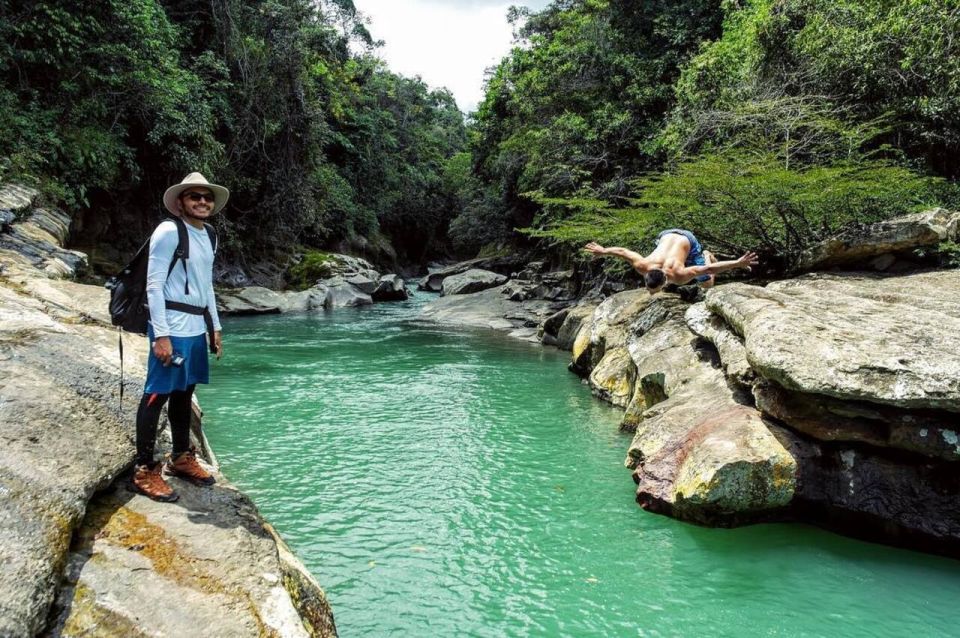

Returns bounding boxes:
[201,292,960,637]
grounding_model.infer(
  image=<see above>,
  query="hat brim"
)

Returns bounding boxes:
[163,183,230,215]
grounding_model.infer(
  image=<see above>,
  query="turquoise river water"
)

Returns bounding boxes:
[201,292,960,637]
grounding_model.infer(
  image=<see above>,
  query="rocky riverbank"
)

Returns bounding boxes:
[216,255,410,316]
[419,210,960,558]
[0,184,336,637]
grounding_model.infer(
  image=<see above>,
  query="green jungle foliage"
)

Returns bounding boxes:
[0,0,465,264]
[4,0,960,271]
[462,0,960,269]
[453,0,725,253]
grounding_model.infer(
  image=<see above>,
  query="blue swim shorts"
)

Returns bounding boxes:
[656,229,712,283]
[144,324,210,394]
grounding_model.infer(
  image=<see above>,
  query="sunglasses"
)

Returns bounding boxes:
[182,191,215,203]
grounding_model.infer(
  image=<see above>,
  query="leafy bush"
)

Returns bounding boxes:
[639,153,957,259]
[525,151,958,269]
[286,250,338,290]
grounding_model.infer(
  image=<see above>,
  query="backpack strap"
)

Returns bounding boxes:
[169,216,191,294]
[204,222,218,255]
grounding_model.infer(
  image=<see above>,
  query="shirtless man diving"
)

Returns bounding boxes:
[584,228,758,294]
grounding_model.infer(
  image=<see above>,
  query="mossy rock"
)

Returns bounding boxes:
[286,251,340,290]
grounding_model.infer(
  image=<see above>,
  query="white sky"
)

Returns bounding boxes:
[354,0,551,114]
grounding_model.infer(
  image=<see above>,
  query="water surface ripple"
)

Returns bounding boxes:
[202,293,960,637]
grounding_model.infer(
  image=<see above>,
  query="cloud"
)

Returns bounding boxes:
[354,0,549,113]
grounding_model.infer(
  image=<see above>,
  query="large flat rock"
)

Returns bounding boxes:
[706,271,960,412]
[419,284,564,341]
[45,471,335,637]
[0,282,144,637]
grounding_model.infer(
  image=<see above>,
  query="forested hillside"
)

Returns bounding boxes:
[457,0,960,270]
[3,0,959,277]
[0,0,466,268]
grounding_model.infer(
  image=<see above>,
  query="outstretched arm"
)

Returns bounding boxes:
[674,251,759,282]
[583,242,647,271]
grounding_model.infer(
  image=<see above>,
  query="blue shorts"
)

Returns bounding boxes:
[145,324,210,394]
[656,229,712,283]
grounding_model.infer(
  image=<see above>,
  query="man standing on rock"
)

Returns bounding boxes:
[131,173,226,502]
[584,229,758,293]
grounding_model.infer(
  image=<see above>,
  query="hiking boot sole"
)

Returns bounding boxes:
[127,479,180,503]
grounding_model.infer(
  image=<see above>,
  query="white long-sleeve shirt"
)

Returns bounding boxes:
[146,219,222,338]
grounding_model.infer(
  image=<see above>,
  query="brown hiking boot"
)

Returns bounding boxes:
[131,463,179,502]
[165,448,216,486]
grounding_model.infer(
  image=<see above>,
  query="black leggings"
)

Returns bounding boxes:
[136,385,195,466]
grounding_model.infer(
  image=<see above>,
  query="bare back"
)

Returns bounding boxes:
[646,233,692,281]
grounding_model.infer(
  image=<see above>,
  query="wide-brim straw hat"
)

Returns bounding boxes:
[163,172,230,215]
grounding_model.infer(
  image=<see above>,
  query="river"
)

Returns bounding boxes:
[201,292,960,637]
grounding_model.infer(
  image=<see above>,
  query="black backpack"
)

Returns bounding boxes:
[107,216,217,334]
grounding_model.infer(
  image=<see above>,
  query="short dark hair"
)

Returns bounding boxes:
[644,269,666,290]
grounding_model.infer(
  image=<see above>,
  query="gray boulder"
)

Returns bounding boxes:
[570,289,656,375]
[553,304,598,351]
[218,285,339,315]
[796,208,960,272]
[441,269,507,296]
[754,381,960,461]
[684,302,754,386]
[418,270,446,292]
[46,472,336,637]
[371,274,408,301]
[418,254,527,292]
[0,182,37,212]
[345,273,379,294]
[319,278,373,308]
[214,263,251,288]
[0,283,147,638]
[217,287,284,315]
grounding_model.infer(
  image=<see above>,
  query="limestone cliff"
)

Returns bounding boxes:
[0,184,336,637]
[566,211,960,557]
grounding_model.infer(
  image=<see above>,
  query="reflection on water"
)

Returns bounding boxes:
[202,293,960,637]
